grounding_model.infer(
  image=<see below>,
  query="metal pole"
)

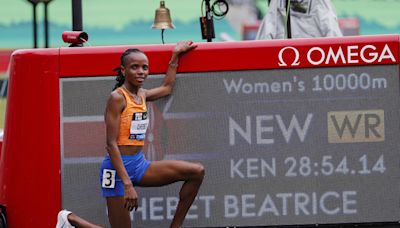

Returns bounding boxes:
[205,0,212,42]
[44,1,50,48]
[72,0,83,31]
[285,0,291,39]
[32,2,38,48]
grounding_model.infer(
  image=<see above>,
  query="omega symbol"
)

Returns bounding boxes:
[278,46,300,67]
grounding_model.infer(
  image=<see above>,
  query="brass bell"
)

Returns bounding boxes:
[152,1,175,29]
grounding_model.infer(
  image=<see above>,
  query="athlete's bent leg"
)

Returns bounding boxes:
[69,213,104,228]
[139,160,205,228]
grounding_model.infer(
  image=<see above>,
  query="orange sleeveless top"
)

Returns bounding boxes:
[116,87,149,146]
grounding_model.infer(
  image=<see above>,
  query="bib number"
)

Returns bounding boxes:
[102,169,116,188]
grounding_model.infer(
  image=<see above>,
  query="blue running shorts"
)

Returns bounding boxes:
[100,151,151,197]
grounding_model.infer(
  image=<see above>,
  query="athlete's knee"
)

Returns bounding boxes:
[192,163,205,180]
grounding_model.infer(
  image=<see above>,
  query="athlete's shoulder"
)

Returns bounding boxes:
[107,88,126,106]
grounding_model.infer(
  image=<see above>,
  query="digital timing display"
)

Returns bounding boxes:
[60,64,400,227]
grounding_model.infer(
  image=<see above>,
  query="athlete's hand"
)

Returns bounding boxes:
[173,40,197,55]
[124,183,139,211]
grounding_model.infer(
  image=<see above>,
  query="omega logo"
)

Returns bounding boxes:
[278,46,300,67]
[278,44,396,67]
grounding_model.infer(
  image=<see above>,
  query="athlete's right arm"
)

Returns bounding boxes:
[105,91,139,211]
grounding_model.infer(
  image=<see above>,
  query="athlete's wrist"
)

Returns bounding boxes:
[169,54,179,68]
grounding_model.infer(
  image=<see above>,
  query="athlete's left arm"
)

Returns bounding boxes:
[145,40,196,101]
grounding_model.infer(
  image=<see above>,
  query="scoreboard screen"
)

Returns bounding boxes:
[61,64,400,227]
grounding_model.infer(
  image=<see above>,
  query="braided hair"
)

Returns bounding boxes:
[113,48,145,91]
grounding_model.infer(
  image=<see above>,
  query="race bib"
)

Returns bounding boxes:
[102,169,116,188]
[129,112,149,140]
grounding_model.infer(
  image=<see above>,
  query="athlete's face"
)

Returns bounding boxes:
[122,52,149,87]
